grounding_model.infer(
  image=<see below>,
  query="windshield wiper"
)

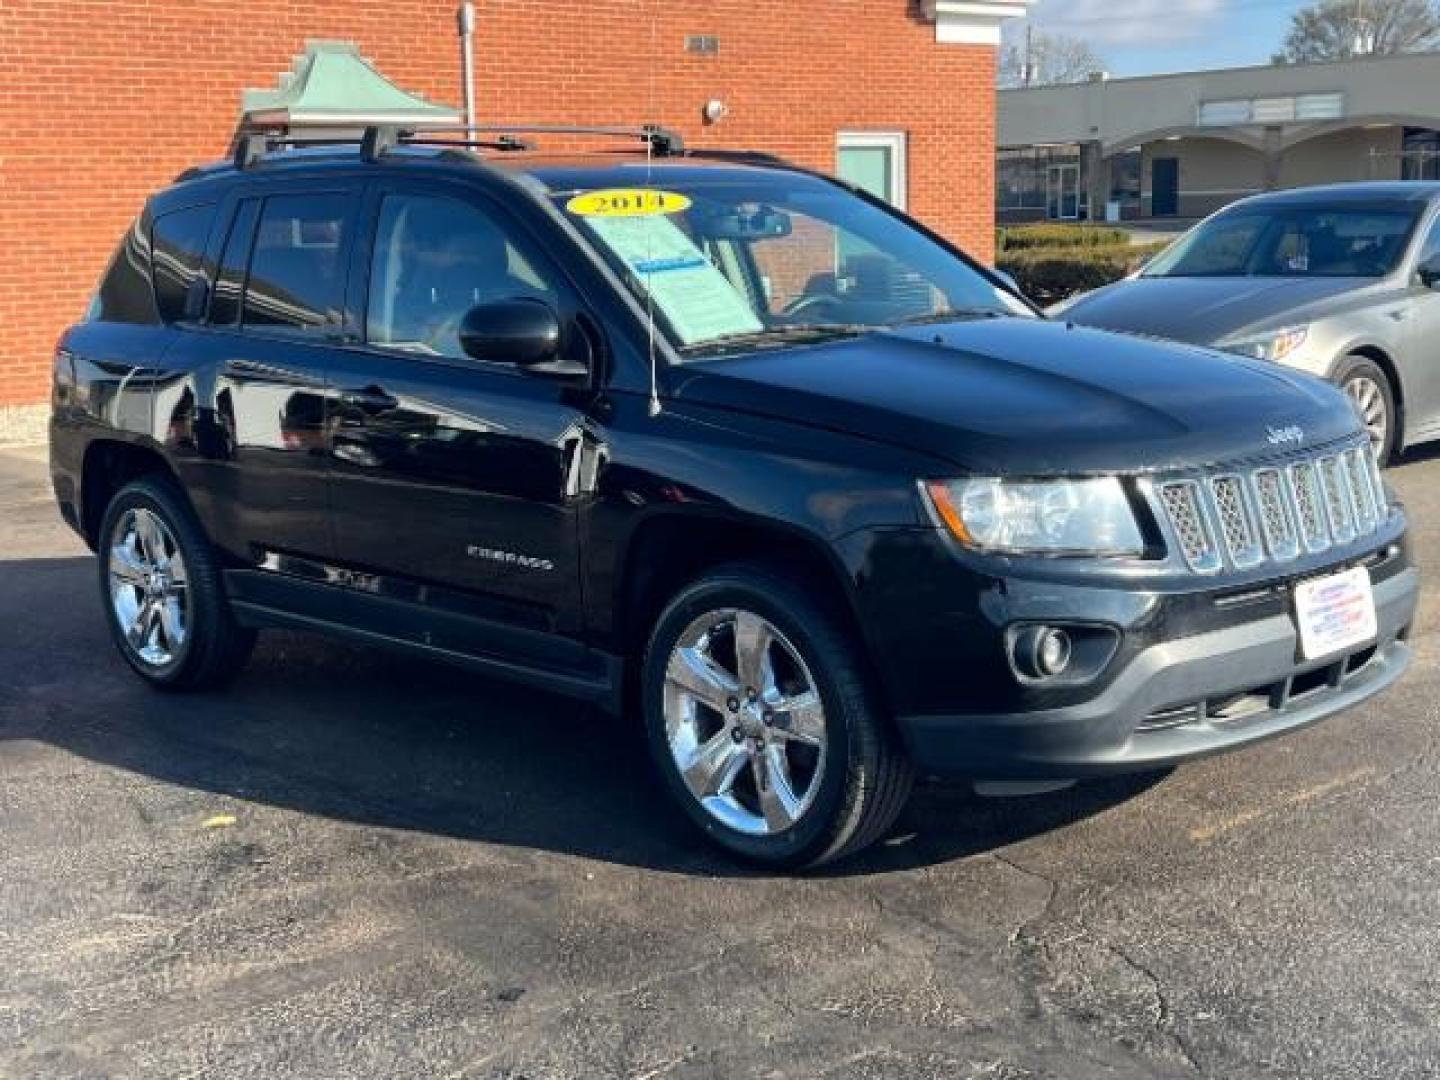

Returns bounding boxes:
[889,307,1012,327]
[680,323,873,357]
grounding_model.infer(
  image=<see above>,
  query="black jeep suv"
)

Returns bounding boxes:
[51,127,1417,867]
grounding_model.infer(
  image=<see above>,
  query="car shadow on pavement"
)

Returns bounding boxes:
[1,556,1169,878]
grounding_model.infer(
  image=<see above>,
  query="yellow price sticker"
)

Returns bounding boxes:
[565,188,692,217]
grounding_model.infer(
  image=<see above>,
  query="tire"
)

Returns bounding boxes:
[1336,355,1396,467]
[97,476,256,690]
[640,562,914,869]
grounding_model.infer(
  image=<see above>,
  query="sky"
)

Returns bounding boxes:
[1017,0,1313,76]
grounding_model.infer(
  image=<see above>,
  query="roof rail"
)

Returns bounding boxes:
[400,123,685,155]
[228,121,687,171]
[683,148,790,167]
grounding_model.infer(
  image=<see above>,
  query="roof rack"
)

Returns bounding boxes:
[390,123,684,156]
[231,121,686,170]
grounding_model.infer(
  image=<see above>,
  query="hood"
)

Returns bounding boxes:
[671,318,1359,475]
[1058,275,1371,344]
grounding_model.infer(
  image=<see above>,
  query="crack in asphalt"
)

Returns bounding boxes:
[991,852,1202,1075]
[1105,941,1200,1073]
[990,852,1060,950]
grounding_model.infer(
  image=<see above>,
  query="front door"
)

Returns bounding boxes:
[1046,164,1080,220]
[324,182,594,653]
[1401,209,1440,442]
[1151,157,1180,217]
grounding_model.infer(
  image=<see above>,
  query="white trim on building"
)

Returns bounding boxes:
[923,0,1034,46]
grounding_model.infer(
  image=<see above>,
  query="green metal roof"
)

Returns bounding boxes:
[241,40,459,128]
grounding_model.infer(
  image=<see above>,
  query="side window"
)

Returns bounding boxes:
[243,193,355,334]
[210,199,259,327]
[91,209,159,325]
[366,192,557,359]
[151,203,216,323]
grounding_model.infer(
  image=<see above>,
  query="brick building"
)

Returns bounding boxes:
[0,0,1027,434]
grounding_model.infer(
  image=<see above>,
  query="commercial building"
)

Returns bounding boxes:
[0,0,1031,435]
[997,50,1440,224]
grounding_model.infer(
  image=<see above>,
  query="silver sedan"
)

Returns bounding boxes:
[1054,183,1440,465]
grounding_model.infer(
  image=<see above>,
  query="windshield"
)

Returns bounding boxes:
[1144,204,1421,279]
[553,171,1031,358]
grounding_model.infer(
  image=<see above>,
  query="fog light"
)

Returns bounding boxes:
[1013,625,1072,680]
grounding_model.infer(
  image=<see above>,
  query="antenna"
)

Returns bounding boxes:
[644,132,661,419]
[644,0,662,419]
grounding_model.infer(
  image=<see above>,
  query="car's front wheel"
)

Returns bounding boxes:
[98,477,256,690]
[641,563,913,869]
[1337,355,1396,466]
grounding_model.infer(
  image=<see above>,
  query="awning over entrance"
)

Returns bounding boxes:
[240,40,460,131]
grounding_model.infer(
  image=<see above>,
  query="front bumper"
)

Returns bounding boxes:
[896,563,1417,780]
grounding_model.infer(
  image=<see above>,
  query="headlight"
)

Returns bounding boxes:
[1224,325,1309,363]
[923,477,1144,557]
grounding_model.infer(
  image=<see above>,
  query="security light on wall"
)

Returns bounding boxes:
[703,99,729,124]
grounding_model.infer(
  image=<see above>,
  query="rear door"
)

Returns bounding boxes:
[323,178,597,657]
[174,185,360,565]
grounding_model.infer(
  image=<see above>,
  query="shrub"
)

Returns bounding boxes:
[996,224,1131,253]
[998,242,1168,306]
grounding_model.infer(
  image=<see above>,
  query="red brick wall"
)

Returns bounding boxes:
[0,1,997,407]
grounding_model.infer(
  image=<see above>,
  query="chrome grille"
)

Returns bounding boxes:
[1290,461,1327,551]
[1158,481,1221,573]
[1252,468,1299,561]
[1210,476,1262,568]
[1318,455,1355,544]
[1344,448,1378,533]
[1153,441,1388,574]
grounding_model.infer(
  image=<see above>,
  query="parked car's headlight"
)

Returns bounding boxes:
[922,477,1144,556]
[1224,325,1309,363]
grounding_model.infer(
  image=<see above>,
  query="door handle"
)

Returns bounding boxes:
[338,385,398,412]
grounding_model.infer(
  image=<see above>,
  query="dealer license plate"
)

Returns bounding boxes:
[1294,566,1377,661]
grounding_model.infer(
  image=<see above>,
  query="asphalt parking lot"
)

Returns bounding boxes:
[2,442,1437,1080]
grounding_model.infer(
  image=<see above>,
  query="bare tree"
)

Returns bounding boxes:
[1274,0,1440,63]
[999,28,1107,88]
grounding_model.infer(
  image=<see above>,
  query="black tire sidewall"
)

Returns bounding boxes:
[97,479,205,686]
[1337,356,1395,465]
[640,568,864,868]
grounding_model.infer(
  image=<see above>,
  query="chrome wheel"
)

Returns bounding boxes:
[108,508,189,667]
[1344,373,1389,456]
[663,609,827,837]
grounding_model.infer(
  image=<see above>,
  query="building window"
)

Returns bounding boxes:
[1110,148,1143,210]
[837,132,907,209]
[997,145,1083,215]
[1402,128,1440,181]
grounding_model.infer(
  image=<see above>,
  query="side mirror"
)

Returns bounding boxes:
[1418,256,1440,289]
[459,297,581,373]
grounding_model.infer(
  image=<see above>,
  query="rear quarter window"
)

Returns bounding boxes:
[151,203,216,322]
[91,210,159,324]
